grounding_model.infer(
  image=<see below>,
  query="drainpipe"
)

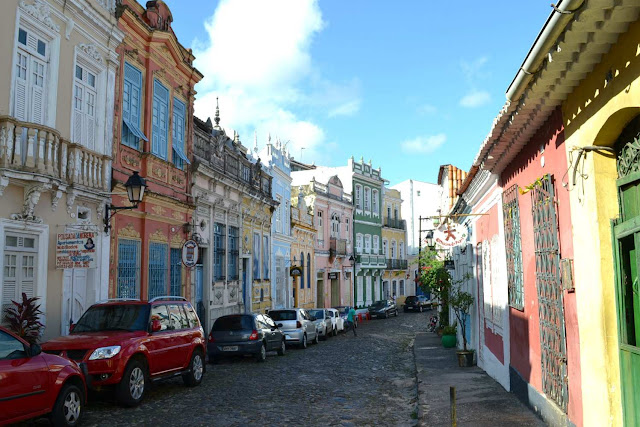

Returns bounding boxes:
[506,0,585,102]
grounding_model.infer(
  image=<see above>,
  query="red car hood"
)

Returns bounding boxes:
[42,331,148,350]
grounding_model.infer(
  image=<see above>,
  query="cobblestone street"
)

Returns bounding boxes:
[77,312,425,426]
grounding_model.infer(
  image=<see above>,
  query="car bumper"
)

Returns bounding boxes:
[369,311,386,318]
[83,357,127,388]
[208,340,262,357]
[281,329,305,343]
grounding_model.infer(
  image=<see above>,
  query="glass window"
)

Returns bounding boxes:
[364,187,371,211]
[172,98,189,170]
[170,248,182,296]
[253,233,260,280]
[148,242,168,300]
[151,304,170,331]
[307,253,311,289]
[213,315,254,331]
[214,223,226,281]
[122,63,145,149]
[263,236,269,279]
[300,252,305,289]
[167,304,189,330]
[503,184,524,310]
[18,28,27,45]
[0,331,27,360]
[151,79,169,159]
[117,239,139,298]
[75,304,150,333]
[228,227,239,280]
[184,303,200,328]
[268,310,296,321]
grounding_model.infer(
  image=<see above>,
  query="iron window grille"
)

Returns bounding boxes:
[170,247,182,296]
[502,184,524,310]
[148,242,168,300]
[117,239,139,298]
[228,226,239,280]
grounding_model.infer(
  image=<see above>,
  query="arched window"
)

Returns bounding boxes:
[300,252,305,289]
[307,253,311,288]
[331,213,340,238]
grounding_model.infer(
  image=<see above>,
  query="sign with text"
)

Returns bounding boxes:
[182,240,199,268]
[433,223,468,248]
[328,272,339,280]
[56,232,97,269]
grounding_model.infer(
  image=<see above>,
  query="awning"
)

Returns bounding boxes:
[172,141,191,164]
[122,117,148,141]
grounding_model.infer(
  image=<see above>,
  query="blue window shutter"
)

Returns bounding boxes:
[152,80,169,160]
[149,242,168,299]
[172,98,189,167]
[123,63,145,148]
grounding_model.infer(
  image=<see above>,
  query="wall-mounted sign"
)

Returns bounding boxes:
[290,266,302,276]
[434,223,468,248]
[328,272,339,280]
[56,232,97,269]
[182,239,199,268]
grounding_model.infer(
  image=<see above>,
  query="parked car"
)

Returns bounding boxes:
[268,308,319,348]
[335,306,358,329]
[368,300,399,319]
[327,308,344,334]
[308,308,333,340]
[1,326,87,426]
[208,314,285,363]
[403,295,431,313]
[42,296,206,408]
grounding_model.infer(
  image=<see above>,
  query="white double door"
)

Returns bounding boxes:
[62,269,95,335]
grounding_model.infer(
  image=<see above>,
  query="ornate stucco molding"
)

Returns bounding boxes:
[20,0,60,33]
[78,43,104,64]
[11,183,51,223]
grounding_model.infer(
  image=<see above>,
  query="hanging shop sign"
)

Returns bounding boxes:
[289,266,302,276]
[328,272,339,280]
[182,239,199,268]
[434,223,468,248]
[56,232,97,269]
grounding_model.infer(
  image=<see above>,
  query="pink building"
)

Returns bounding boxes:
[292,172,354,308]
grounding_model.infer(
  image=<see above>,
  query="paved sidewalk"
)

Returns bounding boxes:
[414,332,545,426]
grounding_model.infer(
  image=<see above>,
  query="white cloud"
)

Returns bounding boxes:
[401,134,446,154]
[417,103,437,115]
[459,90,491,108]
[192,0,359,163]
[461,56,489,84]
[328,99,361,117]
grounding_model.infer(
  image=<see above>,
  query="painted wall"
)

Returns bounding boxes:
[501,107,582,425]
[558,18,640,427]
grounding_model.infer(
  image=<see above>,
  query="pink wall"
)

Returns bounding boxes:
[500,107,582,425]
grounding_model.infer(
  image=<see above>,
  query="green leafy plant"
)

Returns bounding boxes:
[442,324,457,335]
[450,282,474,351]
[418,249,451,326]
[3,293,44,345]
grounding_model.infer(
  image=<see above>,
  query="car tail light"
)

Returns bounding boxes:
[296,321,302,329]
[208,332,214,343]
[249,330,259,340]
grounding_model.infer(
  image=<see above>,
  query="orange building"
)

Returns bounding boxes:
[108,1,202,301]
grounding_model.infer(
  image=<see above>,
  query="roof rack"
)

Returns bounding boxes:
[96,298,141,303]
[149,296,188,303]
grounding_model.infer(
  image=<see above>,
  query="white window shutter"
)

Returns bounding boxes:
[73,84,83,144]
[30,57,46,125]
[86,113,95,151]
[14,54,28,121]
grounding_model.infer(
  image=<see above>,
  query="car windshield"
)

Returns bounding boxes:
[268,310,297,321]
[73,304,150,333]
[371,301,386,308]
[308,310,324,319]
[406,296,418,303]
[212,315,254,332]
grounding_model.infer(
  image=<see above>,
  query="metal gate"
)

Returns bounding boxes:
[531,174,568,412]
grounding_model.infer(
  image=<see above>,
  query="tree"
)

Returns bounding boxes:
[417,249,451,327]
[449,287,474,351]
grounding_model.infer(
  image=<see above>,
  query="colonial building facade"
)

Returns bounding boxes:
[259,138,293,309]
[381,187,409,302]
[109,1,202,306]
[291,172,354,308]
[290,188,316,308]
[0,0,123,339]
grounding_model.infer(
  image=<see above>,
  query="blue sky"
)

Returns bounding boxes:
[167,1,553,185]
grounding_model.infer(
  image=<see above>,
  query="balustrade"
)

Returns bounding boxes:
[0,116,109,191]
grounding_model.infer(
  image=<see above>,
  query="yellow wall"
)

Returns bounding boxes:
[560,18,640,427]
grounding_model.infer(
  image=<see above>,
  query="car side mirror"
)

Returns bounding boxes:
[151,319,162,332]
[30,343,42,357]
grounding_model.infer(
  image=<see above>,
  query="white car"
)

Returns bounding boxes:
[308,308,333,340]
[268,308,319,348]
[327,308,344,334]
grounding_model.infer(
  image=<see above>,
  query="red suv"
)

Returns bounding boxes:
[42,297,205,407]
[0,326,86,426]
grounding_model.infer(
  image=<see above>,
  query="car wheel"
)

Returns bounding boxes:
[277,339,286,356]
[395,309,399,317]
[385,311,389,319]
[256,342,267,363]
[50,383,83,427]
[183,349,204,387]
[301,334,308,349]
[313,331,320,344]
[333,327,338,337]
[116,359,147,407]
[321,327,328,340]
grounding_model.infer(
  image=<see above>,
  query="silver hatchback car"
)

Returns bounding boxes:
[268,308,319,349]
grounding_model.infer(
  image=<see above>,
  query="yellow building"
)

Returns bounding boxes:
[290,188,316,308]
[381,187,409,303]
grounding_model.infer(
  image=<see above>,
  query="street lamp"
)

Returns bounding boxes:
[104,171,147,233]
[425,230,435,250]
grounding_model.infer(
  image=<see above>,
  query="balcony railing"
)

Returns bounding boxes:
[384,218,406,230]
[0,117,109,190]
[356,254,387,266]
[329,238,347,257]
[386,259,408,270]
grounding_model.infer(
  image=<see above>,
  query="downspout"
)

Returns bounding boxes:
[506,0,585,102]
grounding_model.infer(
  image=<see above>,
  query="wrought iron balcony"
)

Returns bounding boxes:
[386,259,408,270]
[384,218,406,230]
[0,116,109,191]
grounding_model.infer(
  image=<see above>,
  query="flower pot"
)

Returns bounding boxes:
[456,350,475,367]
[441,334,456,348]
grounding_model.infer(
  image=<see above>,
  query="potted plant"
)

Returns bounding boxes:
[441,324,457,348]
[450,286,475,367]
[3,293,44,345]
[418,249,451,330]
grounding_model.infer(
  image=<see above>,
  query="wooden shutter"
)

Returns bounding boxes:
[30,57,45,125]
[13,52,28,121]
[152,80,168,159]
[73,83,84,143]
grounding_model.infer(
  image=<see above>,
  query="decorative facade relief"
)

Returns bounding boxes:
[20,0,60,32]
[11,184,51,223]
[149,229,168,242]
[78,43,104,64]
[118,223,140,239]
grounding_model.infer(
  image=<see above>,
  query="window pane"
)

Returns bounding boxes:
[37,39,45,56]
[149,243,168,299]
[76,65,83,80]
[88,72,96,88]
[117,239,139,298]
[5,236,17,247]
[18,29,27,45]
[151,304,169,331]
[0,331,26,360]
